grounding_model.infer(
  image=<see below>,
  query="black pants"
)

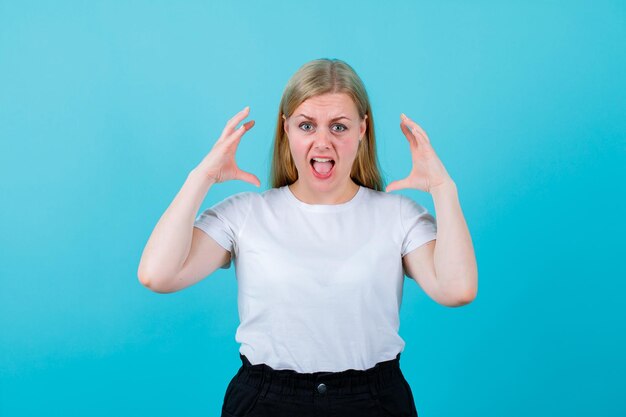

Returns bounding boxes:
[221,352,418,417]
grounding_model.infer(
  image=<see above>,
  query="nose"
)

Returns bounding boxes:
[312,130,332,150]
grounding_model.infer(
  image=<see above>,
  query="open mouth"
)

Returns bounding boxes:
[310,158,335,178]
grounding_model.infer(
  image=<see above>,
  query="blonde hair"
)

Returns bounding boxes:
[269,58,385,191]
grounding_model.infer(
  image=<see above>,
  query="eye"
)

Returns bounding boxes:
[299,122,314,132]
[332,124,347,132]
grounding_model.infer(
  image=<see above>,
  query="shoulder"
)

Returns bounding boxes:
[364,189,433,226]
[211,190,256,209]
[214,187,286,211]
[199,190,259,222]
[378,191,430,216]
[359,187,412,211]
[399,194,430,214]
[360,187,401,203]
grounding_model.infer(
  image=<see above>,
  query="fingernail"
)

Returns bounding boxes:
[400,113,407,120]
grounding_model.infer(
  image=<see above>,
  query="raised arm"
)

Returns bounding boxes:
[137,106,259,293]
[388,113,478,306]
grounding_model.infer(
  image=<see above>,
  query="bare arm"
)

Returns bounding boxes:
[403,180,478,306]
[137,169,216,292]
[137,106,259,293]
[430,180,477,303]
[389,113,477,307]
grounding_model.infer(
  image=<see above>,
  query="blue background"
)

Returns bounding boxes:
[1,1,624,416]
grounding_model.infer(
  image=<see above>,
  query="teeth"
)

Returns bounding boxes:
[312,158,333,162]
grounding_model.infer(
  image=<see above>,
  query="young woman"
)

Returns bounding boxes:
[138,58,477,417]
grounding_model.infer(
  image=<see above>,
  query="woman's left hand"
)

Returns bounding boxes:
[385,114,453,194]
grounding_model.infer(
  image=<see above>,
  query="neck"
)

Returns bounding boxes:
[288,180,360,205]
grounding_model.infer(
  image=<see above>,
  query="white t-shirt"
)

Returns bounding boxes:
[193,184,437,373]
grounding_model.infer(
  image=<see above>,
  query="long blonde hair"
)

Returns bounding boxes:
[269,58,385,191]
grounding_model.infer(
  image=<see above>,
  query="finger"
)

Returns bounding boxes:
[226,120,254,142]
[385,178,411,193]
[221,106,250,137]
[400,122,418,149]
[414,124,430,144]
[217,119,254,147]
[401,114,431,144]
[410,126,428,148]
[230,120,255,138]
[243,119,255,130]
[236,169,261,188]
[404,122,430,150]
[400,114,418,147]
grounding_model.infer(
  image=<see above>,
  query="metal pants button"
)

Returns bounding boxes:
[317,383,327,394]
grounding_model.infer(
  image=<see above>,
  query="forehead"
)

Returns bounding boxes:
[294,93,358,117]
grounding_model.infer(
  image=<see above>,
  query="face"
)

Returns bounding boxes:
[283,92,367,193]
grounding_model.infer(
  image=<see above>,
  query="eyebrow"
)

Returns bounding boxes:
[295,113,351,122]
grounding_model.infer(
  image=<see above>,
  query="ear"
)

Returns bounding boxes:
[282,114,289,134]
[360,114,368,139]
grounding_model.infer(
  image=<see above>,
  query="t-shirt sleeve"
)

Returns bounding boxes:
[400,195,437,257]
[193,191,253,269]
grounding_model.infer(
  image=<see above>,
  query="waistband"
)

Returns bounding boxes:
[234,353,404,398]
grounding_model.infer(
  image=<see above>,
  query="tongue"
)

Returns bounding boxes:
[313,161,333,174]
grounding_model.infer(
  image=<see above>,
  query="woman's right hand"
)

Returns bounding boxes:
[195,106,260,187]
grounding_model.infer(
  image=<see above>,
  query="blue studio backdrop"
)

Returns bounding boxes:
[1,1,624,416]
